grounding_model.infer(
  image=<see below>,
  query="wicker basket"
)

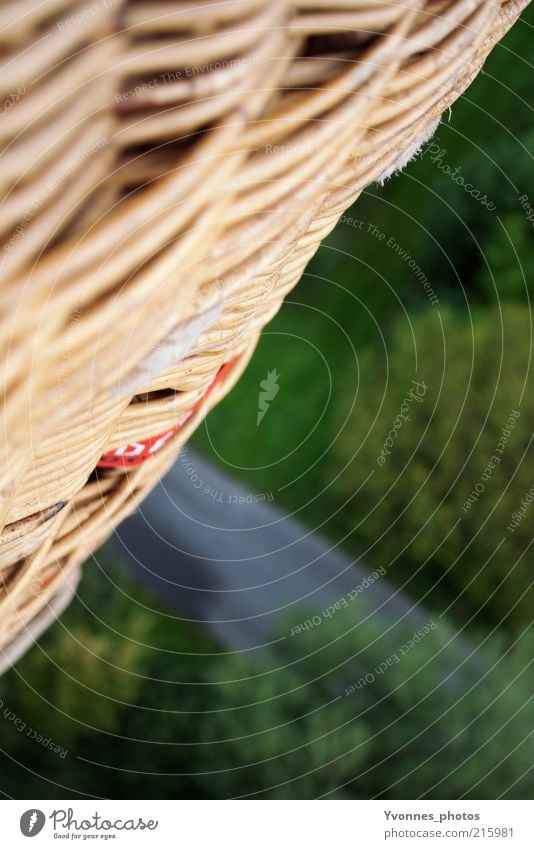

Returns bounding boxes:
[0,0,528,664]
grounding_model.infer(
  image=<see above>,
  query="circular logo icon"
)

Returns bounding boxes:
[20,810,46,837]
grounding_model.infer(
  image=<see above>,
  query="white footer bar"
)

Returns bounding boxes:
[1,799,532,847]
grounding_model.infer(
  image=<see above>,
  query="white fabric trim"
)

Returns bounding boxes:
[375,117,441,185]
[113,298,223,398]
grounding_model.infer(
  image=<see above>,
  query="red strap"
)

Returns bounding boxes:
[97,358,236,469]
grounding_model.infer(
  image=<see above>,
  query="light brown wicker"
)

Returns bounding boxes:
[0,0,529,662]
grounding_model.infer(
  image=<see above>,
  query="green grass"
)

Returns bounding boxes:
[193,5,534,592]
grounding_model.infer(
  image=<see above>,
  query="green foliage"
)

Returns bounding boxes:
[475,210,534,302]
[0,563,369,799]
[288,610,534,799]
[123,652,369,800]
[2,564,533,799]
[1,4,533,803]
[194,8,534,576]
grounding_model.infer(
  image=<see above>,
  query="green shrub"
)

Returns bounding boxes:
[2,559,533,799]
[0,560,369,800]
[292,611,534,799]
[475,210,534,302]
[334,303,534,628]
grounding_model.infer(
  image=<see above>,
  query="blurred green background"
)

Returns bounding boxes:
[1,9,533,799]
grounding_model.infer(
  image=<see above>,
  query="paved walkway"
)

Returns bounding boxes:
[110,449,432,652]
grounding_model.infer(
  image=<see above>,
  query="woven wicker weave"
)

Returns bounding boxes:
[0,0,528,661]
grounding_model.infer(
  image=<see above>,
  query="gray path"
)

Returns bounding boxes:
[110,449,431,652]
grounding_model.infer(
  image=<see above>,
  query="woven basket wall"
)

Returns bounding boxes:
[0,0,528,665]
